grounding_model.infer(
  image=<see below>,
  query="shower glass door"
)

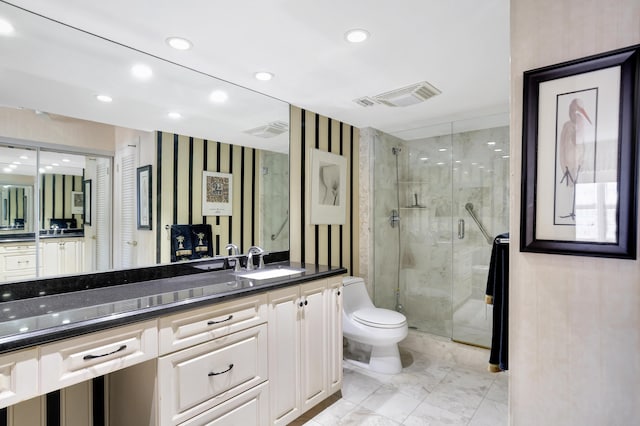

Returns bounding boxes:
[451,114,510,347]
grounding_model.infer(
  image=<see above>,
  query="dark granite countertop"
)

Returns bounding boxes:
[0,260,346,354]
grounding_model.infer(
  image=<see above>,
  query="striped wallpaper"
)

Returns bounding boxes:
[40,173,84,229]
[289,106,360,275]
[155,132,263,264]
[2,187,25,226]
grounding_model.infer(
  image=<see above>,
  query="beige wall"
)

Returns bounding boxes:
[0,107,115,153]
[510,1,640,424]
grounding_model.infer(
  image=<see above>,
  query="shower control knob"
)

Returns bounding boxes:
[304,300,308,306]
[337,291,341,296]
[299,301,304,307]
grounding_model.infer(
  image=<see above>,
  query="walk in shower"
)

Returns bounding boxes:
[369,114,509,347]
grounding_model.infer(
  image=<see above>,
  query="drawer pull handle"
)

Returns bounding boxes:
[207,315,233,325]
[83,344,127,360]
[208,364,234,376]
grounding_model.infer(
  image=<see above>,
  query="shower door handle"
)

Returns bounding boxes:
[458,219,465,239]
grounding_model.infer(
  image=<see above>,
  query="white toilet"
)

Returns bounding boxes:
[342,276,408,374]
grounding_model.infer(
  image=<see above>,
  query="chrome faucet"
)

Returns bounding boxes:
[245,246,265,271]
[225,243,241,272]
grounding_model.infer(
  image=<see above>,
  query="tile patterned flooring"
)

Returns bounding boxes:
[293,330,508,425]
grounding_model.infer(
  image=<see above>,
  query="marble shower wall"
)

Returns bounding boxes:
[368,123,509,340]
[260,151,289,251]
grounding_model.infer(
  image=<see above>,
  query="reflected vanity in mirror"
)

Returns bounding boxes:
[0,1,289,283]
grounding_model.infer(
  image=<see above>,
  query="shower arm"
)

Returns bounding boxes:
[464,203,493,245]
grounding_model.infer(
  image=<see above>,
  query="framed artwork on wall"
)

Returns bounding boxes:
[83,179,92,226]
[520,44,639,259]
[309,148,347,225]
[137,165,152,230]
[202,171,233,216]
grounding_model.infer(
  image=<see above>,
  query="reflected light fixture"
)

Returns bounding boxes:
[19,155,28,160]
[254,71,274,81]
[209,90,228,103]
[345,28,369,43]
[96,94,112,103]
[131,64,153,80]
[2,168,11,173]
[166,36,192,50]
[0,18,14,35]
[167,111,182,119]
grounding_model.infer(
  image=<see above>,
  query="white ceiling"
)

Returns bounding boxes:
[1,0,510,142]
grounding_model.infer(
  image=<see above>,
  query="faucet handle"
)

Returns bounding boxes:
[225,243,240,255]
[247,246,266,269]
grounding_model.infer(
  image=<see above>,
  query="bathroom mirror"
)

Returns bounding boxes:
[0,1,289,280]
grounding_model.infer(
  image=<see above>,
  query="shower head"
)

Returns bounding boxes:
[465,202,474,211]
[392,147,402,155]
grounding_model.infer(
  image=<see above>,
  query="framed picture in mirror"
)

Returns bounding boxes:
[202,171,233,216]
[83,179,92,226]
[137,165,152,230]
[71,191,84,215]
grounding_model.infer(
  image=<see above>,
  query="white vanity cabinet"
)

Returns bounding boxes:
[41,238,85,276]
[268,277,343,426]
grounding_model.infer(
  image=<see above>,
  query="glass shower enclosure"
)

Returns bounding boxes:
[372,114,509,347]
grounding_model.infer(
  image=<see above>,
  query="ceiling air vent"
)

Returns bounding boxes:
[353,96,379,107]
[244,120,289,138]
[373,81,441,107]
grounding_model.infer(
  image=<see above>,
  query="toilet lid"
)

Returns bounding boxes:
[352,308,407,329]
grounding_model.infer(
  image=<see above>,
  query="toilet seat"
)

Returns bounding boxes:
[353,308,406,329]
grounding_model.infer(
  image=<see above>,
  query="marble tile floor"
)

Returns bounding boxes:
[291,331,508,425]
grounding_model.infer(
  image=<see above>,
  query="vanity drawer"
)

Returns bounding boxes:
[158,293,267,355]
[158,323,267,426]
[0,348,39,410]
[178,381,269,426]
[40,320,158,393]
[3,253,36,272]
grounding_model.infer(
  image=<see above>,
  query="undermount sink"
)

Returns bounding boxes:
[237,267,305,280]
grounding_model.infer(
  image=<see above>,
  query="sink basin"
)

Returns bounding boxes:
[237,267,305,280]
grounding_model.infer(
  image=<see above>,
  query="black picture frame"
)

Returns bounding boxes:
[83,179,92,226]
[137,165,152,230]
[521,44,639,259]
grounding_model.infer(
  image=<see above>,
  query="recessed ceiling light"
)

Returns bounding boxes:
[455,160,461,163]
[38,168,45,173]
[209,90,228,103]
[131,64,153,80]
[45,165,53,170]
[494,148,503,152]
[19,155,28,160]
[166,36,192,50]
[254,71,274,81]
[502,155,510,159]
[2,168,11,173]
[438,148,447,152]
[167,111,182,119]
[8,164,17,169]
[96,94,112,103]
[436,162,445,165]
[345,28,369,43]
[487,141,496,145]
[62,158,70,162]
[12,161,20,165]
[0,18,14,35]
[51,163,59,166]
[419,157,429,161]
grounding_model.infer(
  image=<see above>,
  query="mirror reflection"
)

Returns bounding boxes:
[0,1,289,283]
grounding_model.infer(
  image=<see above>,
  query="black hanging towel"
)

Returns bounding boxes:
[170,225,194,262]
[486,232,509,372]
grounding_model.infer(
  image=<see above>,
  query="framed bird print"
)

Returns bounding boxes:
[520,44,639,259]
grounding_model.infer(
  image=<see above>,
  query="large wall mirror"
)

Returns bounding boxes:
[0,1,289,283]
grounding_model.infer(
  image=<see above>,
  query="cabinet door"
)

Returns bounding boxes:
[42,241,60,276]
[326,276,343,395]
[299,279,328,411]
[267,286,300,426]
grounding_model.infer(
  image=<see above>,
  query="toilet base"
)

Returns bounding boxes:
[344,340,403,374]
[369,344,403,374]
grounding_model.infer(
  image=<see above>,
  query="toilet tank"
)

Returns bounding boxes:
[342,276,375,313]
